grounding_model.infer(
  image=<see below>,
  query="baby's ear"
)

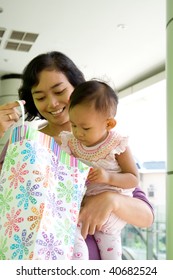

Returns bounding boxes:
[106,118,117,130]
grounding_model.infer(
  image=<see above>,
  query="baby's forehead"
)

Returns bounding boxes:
[70,102,104,114]
[70,108,107,126]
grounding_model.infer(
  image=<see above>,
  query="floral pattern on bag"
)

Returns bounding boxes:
[0,125,89,260]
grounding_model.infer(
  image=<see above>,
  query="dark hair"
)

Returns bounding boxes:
[69,80,119,117]
[18,51,85,120]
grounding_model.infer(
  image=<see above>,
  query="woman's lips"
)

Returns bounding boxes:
[50,107,65,116]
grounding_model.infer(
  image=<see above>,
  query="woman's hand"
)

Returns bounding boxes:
[78,192,116,239]
[78,190,154,239]
[0,101,25,138]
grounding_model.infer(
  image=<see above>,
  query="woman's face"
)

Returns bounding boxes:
[31,70,74,126]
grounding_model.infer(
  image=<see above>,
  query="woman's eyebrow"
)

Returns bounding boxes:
[32,83,63,94]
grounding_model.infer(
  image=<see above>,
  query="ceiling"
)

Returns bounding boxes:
[0,0,166,91]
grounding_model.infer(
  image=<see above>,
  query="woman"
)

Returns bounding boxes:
[0,51,154,259]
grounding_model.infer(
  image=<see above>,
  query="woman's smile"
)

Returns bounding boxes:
[50,107,65,116]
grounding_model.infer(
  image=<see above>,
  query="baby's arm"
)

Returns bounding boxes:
[87,146,139,189]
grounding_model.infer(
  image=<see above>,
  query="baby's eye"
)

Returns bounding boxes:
[83,127,90,131]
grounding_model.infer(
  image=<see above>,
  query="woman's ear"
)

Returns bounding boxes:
[106,118,117,130]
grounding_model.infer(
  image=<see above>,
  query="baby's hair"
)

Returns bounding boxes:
[69,80,119,117]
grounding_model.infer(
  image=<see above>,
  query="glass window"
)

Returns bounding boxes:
[117,78,166,260]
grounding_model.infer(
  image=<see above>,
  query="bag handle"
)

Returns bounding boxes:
[16,100,25,126]
[10,100,26,139]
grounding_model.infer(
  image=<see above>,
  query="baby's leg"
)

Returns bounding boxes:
[94,230,122,260]
[94,212,126,260]
[72,224,89,260]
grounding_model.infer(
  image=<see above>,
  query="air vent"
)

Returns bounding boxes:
[10,31,25,40]
[0,28,39,52]
[0,28,6,38]
[5,41,19,50]
[23,33,38,42]
[18,43,32,52]
[10,31,38,42]
[5,41,32,52]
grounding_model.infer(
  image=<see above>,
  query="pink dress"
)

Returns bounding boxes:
[60,130,135,260]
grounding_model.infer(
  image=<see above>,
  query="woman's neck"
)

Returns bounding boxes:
[40,121,71,137]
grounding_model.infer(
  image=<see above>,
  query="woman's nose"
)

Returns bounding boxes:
[47,95,59,108]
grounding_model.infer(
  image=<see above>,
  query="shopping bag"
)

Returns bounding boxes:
[0,110,89,260]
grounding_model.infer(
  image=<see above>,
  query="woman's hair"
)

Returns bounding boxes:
[18,51,85,120]
[69,80,119,117]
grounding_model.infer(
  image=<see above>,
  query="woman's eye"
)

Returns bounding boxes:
[36,97,45,101]
[83,128,90,131]
[55,89,65,95]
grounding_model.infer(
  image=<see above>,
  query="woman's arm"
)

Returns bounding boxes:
[79,190,154,239]
[112,193,154,226]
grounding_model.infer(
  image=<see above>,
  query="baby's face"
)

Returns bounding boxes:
[69,103,109,147]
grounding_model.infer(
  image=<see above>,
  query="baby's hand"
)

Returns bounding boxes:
[87,167,109,184]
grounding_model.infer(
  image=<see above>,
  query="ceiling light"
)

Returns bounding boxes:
[117,24,127,30]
